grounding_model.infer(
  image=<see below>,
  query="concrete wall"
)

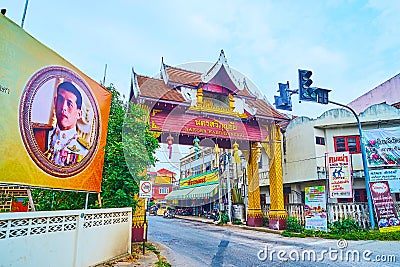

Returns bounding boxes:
[284,116,319,183]
[0,208,132,267]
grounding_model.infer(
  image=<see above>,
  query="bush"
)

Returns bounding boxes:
[329,218,362,235]
[285,216,304,233]
[263,216,269,226]
[233,219,242,225]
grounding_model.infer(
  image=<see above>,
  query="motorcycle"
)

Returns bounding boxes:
[163,209,175,219]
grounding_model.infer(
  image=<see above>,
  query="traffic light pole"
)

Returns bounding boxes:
[328,100,376,229]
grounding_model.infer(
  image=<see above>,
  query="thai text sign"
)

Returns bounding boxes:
[327,152,352,198]
[180,170,218,189]
[149,109,268,142]
[305,186,327,232]
[369,169,400,193]
[369,181,400,232]
[364,127,400,168]
[0,16,111,192]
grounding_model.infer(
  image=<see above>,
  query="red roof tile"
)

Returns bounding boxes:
[236,86,256,99]
[157,168,176,175]
[248,99,289,120]
[137,75,185,102]
[165,66,201,86]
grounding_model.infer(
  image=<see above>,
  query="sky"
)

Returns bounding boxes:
[2,0,400,176]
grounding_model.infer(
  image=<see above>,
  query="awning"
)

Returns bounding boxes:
[186,183,219,199]
[164,187,194,200]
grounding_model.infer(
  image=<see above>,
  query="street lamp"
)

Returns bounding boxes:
[329,100,376,229]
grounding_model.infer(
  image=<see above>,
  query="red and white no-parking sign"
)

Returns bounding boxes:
[139,181,153,198]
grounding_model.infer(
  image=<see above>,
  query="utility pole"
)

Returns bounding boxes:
[226,152,233,223]
[21,0,29,28]
[329,100,376,229]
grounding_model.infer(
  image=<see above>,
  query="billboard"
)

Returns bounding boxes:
[363,127,400,168]
[0,15,111,192]
[327,152,352,198]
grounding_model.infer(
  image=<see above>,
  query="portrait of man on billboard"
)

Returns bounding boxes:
[43,81,89,166]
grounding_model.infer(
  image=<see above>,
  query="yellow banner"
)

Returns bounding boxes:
[180,171,218,188]
[0,15,111,192]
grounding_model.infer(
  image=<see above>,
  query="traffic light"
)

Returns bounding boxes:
[278,82,290,104]
[274,82,292,111]
[316,88,330,104]
[298,69,317,102]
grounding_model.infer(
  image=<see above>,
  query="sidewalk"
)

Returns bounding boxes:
[95,243,159,267]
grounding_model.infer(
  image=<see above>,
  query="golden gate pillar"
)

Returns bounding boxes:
[246,142,264,227]
[267,124,287,230]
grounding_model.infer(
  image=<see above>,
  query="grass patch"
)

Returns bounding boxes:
[145,242,171,267]
[282,218,400,241]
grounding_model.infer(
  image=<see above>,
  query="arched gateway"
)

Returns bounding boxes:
[131,50,289,228]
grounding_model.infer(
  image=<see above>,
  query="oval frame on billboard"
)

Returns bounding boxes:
[19,66,100,178]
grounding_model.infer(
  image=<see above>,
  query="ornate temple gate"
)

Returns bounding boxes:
[131,51,289,228]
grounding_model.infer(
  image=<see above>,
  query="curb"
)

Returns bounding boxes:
[174,215,284,234]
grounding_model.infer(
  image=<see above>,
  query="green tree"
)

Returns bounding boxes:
[101,84,159,208]
[31,84,159,210]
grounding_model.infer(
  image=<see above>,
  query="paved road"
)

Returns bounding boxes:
[148,215,400,267]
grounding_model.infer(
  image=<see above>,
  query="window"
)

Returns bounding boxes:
[258,154,263,169]
[315,136,325,145]
[192,165,201,176]
[205,162,211,172]
[159,187,169,194]
[334,136,361,154]
[354,189,366,202]
[337,189,366,203]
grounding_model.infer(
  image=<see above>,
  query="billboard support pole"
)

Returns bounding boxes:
[85,192,89,209]
[26,187,35,211]
[329,100,375,229]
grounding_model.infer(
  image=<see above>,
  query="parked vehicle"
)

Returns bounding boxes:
[206,209,219,221]
[163,209,175,219]
[149,206,158,216]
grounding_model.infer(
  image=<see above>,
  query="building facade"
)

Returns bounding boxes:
[282,103,400,204]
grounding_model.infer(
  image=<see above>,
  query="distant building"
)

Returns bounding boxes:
[348,73,400,113]
[150,168,177,207]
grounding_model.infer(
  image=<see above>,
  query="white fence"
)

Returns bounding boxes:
[0,208,132,267]
[262,202,400,229]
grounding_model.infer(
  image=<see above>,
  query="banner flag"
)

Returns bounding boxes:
[369,181,400,232]
[305,186,327,232]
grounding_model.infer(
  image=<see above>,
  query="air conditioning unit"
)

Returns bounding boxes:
[352,170,363,178]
